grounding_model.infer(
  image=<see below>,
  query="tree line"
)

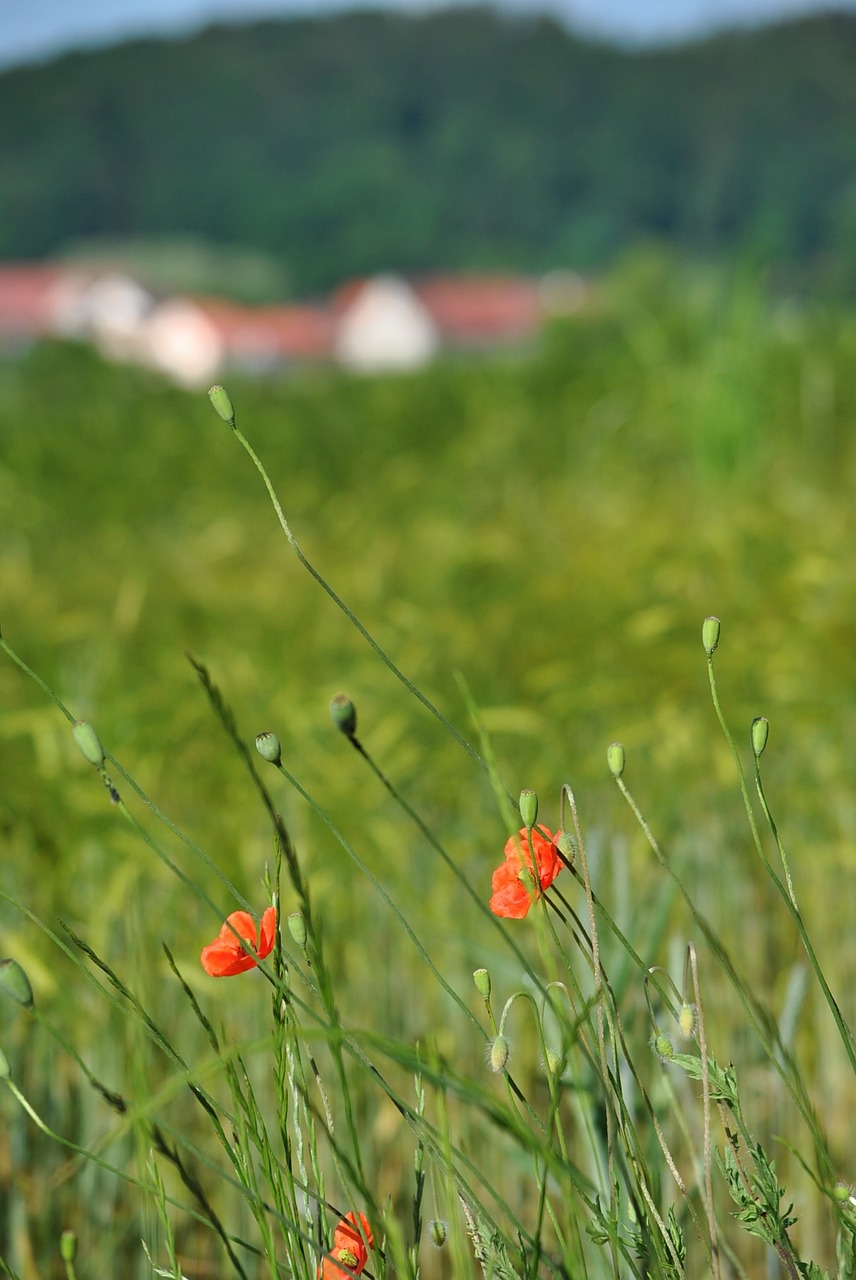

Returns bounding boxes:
[1,6,855,295]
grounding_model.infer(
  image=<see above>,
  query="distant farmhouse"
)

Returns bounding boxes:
[0,262,587,385]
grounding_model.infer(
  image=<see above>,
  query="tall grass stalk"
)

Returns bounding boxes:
[0,385,851,1279]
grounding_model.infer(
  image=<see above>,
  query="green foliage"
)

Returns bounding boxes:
[2,257,856,1275]
[2,11,856,291]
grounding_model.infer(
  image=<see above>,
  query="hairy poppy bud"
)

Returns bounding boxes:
[60,1230,78,1263]
[651,1033,675,1062]
[287,912,307,949]
[607,742,625,778]
[72,720,104,768]
[751,716,769,758]
[255,731,282,765]
[518,789,538,829]
[556,831,576,863]
[678,1003,697,1039]
[488,1033,509,1073]
[544,1048,563,1076]
[330,693,357,739]
[208,384,236,426]
[430,1219,448,1248]
[472,967,491,1000]
[0,958,34,1010]
[702,616,721,656]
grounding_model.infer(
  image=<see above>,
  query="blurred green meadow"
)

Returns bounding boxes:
[2,249,856,1274]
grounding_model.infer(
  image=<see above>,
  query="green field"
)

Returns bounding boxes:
[2,252,856,1277]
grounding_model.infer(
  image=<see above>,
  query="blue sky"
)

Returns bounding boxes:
[2,0,855,67]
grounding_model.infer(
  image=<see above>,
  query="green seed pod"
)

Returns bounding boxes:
[518,789,538,829]
[607,741,625,779]
[430,1219,448,1248]
[0,958,34,1010]
[255,731,282,765]
[287,912,307,949]
[72,720,104,768]
[702,616,721,656]
[0,1047,9,1080]
[60,1230,78,1263]
[208,384,236,426]
[472,967,491,1000]
[751,716,769,758]
[329,693,357,739]
[488,1033,509,1073]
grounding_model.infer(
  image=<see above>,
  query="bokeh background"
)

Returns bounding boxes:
[2,1,856,1275]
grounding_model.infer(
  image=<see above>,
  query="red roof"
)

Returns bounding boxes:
[0,264,64,335]
[192,297,335,360]
[414,276,541,343]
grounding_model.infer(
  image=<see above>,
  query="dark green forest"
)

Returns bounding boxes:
[2,6,856,293]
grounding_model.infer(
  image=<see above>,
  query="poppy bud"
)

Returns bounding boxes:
[678,1003,697,1039]
[330,694,357,739]
[607,741,625,779]
[208,384,236,426]
[0,958,34,1010]
[518,789,538,829]
[430,1219,448,1248]
[751,716,769,758]
[60,1230,78,1263]
[0,1048,9,1080]
[255,731,282,765]
[472,967,491,1000]
[72,720,104,768]
[650,1033,675,1062]
[544,1048,563,1076]
[488,1033,509,1073]
[702,616,721,656]
[287,912,307,949]
[557,831,577,863]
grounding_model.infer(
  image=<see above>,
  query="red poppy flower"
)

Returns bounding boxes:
[489,826,563,918]
[319,1212,373,1280]
[200,907,277,977]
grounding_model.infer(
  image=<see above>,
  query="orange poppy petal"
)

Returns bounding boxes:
[200,907,276,977]
[200,939,260,977]
[257,906,277,958]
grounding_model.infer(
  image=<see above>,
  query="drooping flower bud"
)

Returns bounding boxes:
[751,716,769,758]
[0,958,34,1010]
[544,1048,563,1076]
[518,789,538,830]
[488,1033,510,1073]
[72,720,104,768]
[208,384,236,427]
[650,1032,675,1062]
[557,831,577,864]
[472,967,491,1000]
[678,1003,697,1039]
[60,1230,78,1263]
[607,742,625,779]
[255,731,282,765]
[329,693,357,739]
[702,616,721,656]
[429,1219,448,1248]
[287,912,307,949]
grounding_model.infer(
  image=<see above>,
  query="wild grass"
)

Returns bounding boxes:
[1,252,856,1277]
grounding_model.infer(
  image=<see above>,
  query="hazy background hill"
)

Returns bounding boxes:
[2,6,856,295]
